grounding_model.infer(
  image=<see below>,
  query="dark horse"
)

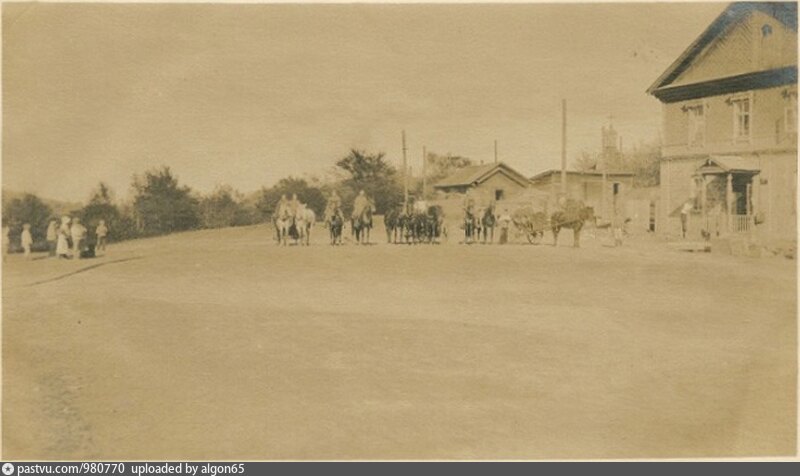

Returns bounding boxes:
[328,209,344,245]
[352,205,374,245]
[551,199,595,248]
[384,206,403,243]
[480,204,496,244]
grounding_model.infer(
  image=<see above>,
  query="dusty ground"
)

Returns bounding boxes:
[2,222,797,459]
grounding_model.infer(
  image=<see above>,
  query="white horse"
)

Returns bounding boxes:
[295,206,316,246]
[274,209,294,246]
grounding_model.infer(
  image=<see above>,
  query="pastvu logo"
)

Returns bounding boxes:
[2,463,14,475]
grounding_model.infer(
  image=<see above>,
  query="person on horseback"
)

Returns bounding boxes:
[324,190,342,222]
[352,190,369,219]
[276,194,290,217]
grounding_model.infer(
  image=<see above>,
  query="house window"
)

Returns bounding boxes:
[732,96,751,141]
[495,189,505,201]
[686,103,706,147]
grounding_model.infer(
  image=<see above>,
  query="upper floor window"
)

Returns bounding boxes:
[686,103,705,147]
[731,96,751,141]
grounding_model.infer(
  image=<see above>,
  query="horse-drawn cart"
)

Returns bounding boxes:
[511,206,549,244]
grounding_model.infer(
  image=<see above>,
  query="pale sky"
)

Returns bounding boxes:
[3,2,727,203]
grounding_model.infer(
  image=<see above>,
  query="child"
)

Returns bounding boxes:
[95,220,108,254]
[21,223,33,260]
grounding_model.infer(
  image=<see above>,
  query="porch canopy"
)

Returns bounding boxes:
[694,156,760,177]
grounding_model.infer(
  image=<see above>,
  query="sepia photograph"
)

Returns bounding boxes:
[1,0,797,460]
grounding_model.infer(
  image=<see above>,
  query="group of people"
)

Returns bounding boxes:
[2,217,108,261]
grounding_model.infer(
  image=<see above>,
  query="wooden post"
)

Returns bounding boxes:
[561,99,567,196]
[422,146,427,200]
[402,130,408,210]
[726,173,733,231]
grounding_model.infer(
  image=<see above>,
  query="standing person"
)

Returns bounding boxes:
[21,223,33,260]
[462,189,476,243]
[497,208,512,244]
[680,199,693,239]
[612,208,625,247]
[96,220,108,255]
[56,216,71,259]
[2,224,9,262]
[46,220,58,257]
[70,217,87,259]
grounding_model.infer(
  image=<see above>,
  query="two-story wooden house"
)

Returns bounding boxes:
[648,2,797,241]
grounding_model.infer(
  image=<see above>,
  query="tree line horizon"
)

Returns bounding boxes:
[2,143,659,251]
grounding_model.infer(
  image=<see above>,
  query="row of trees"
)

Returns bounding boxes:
[3,149,474,250]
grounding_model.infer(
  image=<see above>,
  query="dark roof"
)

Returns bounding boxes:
[696,155,761,174]
[647,2,798,98]
[433,162,530,189]
[529,169,634,183]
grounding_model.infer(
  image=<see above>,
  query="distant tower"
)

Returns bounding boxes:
[601,119,619,157]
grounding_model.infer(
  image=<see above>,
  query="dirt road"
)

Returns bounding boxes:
[2,224,796,459]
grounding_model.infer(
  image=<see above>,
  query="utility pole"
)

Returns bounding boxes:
[402,130,408,210]
[494,140,498,164]
[561,99,567,196]
[422,146,427,200]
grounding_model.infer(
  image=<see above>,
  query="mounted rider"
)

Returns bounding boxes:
[352,190,371,219]
[324,190,344,223]
[276,194,291,219]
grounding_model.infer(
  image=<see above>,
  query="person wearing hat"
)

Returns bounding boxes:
[56,216,71,259]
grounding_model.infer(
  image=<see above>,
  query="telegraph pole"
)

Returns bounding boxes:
[422,145,427,200]
[402,130,408,209]
[494,140,498,164]
[561,99,567,196]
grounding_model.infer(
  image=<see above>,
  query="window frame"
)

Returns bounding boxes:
[731,93,753,143]
[685,101,707,148]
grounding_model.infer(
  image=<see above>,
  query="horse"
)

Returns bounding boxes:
[352,205,374,245]
[425,205,446,244]
[551,199,596,248]
[384,206,403,244]
[295,207,316,246]
[274,209,294,246]
[328,210,344,245]
[480,204,496,244]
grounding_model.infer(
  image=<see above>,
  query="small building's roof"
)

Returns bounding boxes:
[529,169,634,183]
[433,162,530,189]
[647,2,798,100]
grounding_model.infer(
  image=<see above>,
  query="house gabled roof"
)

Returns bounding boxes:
[647,2,798,100]
[433,162,530,189]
